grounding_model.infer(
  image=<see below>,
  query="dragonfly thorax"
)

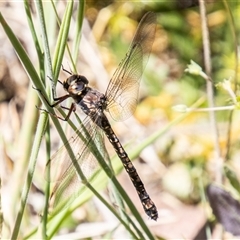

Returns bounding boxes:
[79,89,106,117]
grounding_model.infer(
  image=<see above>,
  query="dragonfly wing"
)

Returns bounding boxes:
[45,117,96,183]
[105,12,156,121]
[45,116,108,213]
[49,146,102,213]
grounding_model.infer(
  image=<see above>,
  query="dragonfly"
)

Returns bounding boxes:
[42,11,158,221]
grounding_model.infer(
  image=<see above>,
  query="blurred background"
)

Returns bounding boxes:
[0,0,240,239]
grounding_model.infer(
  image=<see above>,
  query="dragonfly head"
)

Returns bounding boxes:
[63,74,89,95]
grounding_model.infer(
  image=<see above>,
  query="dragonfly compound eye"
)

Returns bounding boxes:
[64,75,89,94]
[73,81,86,92]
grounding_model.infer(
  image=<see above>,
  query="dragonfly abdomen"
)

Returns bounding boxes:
[100,116,158,220]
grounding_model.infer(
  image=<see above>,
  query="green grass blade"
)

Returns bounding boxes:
[42,121,51,239]
[72,0,85,66]
[224,165,240,195]
[35,0,53,86]
[52,1,73,80]
[11,112,48,240]
[24,0,44,75]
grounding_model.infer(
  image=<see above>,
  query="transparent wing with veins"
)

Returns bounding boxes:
[105,12,156,121]
[45,115,110,213]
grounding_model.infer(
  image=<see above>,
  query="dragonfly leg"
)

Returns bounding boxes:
[33,85,71,107]
[36,102,76,121]
[33,85,75,121]
[60,103,76,121]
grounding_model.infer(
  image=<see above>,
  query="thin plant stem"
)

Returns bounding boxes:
[42,120,51,239]
[222,0,239,160]
[199,0,222,184]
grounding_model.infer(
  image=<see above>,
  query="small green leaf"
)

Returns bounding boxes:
[224,166,240,195]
